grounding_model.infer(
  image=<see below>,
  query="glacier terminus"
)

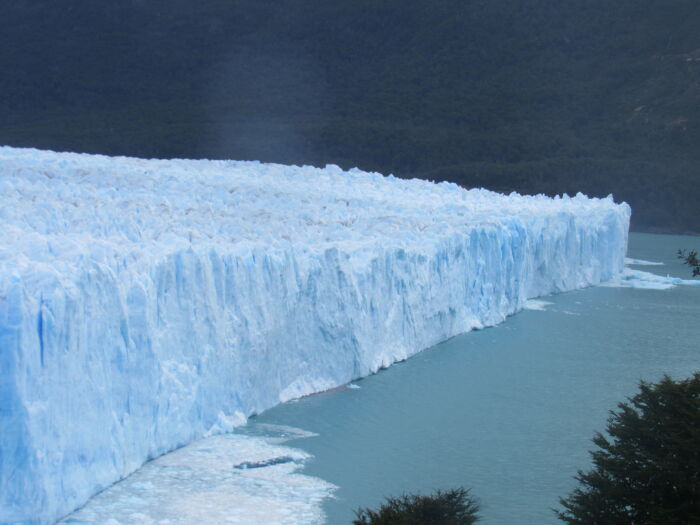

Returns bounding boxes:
[0,147,630,524]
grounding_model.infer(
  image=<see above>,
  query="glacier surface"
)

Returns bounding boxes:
[0,146,629,524]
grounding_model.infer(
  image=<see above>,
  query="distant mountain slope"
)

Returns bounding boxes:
[1,0,699,232]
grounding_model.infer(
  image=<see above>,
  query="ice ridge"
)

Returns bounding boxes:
[0,146,630,523]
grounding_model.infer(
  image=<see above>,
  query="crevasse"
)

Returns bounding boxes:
[0,147,630,524]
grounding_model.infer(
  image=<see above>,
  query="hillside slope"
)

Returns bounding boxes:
[1,0,698,231]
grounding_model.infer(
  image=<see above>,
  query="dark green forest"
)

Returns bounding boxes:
[2,0,700,232]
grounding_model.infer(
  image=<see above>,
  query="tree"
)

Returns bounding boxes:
[353,487,480,525]
[678,249,700,277]
[557,373,700,524]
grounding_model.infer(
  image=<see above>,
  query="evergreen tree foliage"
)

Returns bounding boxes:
[353,487,480,525]
[678,249,700,277]
[557,373,700,524]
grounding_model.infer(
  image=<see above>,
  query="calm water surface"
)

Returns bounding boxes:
[246,233,700,524]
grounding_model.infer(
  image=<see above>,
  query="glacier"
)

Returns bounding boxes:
[0,146,630,524]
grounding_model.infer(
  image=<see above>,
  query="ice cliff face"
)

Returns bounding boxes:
[0,147,630,524]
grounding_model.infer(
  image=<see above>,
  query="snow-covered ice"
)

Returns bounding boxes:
[0,146,629,524]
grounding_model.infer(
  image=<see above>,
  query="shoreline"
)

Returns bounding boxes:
[630,226,700,237]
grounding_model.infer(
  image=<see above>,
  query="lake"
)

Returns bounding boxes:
[246,232,700,524]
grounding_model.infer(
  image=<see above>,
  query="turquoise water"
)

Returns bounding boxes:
[245,233,700,524]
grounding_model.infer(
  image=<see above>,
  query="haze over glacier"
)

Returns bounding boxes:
[0,147,629,524]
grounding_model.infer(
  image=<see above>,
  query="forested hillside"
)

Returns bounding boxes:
[2,0,699,232]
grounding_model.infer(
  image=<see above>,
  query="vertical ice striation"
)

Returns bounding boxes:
[0,147,630,524]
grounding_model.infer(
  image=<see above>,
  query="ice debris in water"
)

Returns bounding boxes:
[624,257,664,266]
[602,267,700,290]
[58,430,335,525]
[234,455,299,469]
[523,299,553,311]
[0,146,629,523]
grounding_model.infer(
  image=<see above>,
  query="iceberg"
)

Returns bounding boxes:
[0,146,630,524]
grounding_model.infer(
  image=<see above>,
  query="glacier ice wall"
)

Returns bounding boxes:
[0,146,630,524]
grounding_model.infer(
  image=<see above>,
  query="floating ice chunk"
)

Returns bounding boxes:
[234,455,299,469]
[523,299,553,311]
[602,268,700,290]
[624,257,664,266]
